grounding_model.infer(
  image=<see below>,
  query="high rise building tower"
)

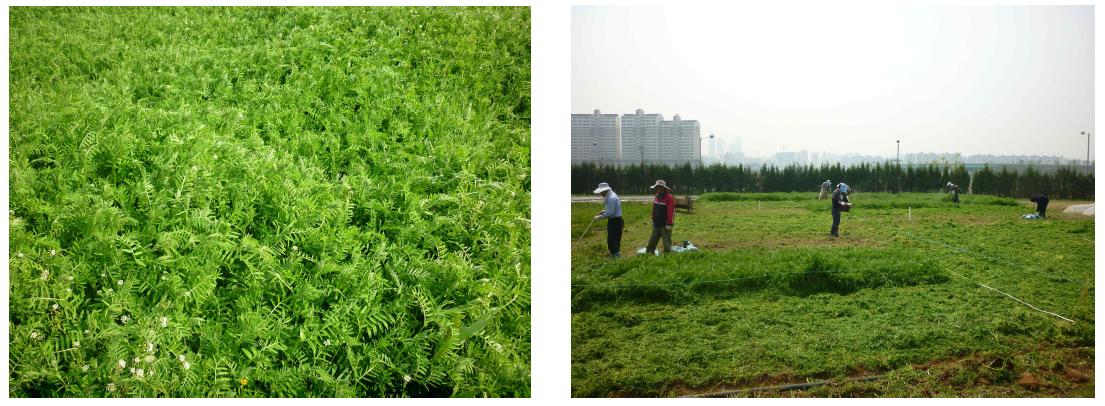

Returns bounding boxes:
[620,109,663,164]
[573,109,704,166]
[570,109,621,164]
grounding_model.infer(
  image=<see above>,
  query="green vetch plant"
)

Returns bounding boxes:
[571,195,1093,397]
[10,6,530,397]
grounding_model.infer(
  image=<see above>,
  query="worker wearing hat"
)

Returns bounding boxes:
[592,182,623,258]
[830,182,851,237]
[646,179,676,254]
[819,179,832,199]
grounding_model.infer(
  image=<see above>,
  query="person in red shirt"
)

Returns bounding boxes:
[646,179,676,254]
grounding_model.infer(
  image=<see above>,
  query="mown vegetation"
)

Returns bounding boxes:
[571,193,1093,397]
[571,162,1094,199]
[10,7,530,397]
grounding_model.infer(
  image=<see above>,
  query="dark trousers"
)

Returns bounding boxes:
[830,208,841,236]
[1038,205,1047,218]
[647,225,673,253]
[607,217,623,257]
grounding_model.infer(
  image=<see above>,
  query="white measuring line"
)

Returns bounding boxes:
[944,270,1076,323]
[898,230,1077,324]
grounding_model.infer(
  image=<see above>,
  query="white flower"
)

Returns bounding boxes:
[118,359,126,369]
[84,329,90,334]
[66,275,73,281]
[106,288,114,294]
[120,315,130,324]
[101,272,106,277]
[73,341,80,348]
[129,367,135,374]
[51,303,59,311]
[323,339,331,346]
[182,361,191,370]
[133,357,140,364]
[50,249,56,256]
[30,331,39,340]
[184,291,191,296]
[82,364,89,372]
[40,269,49,280]
[116,279,124,286]
[65,288,72,293]
[213,154,218,160]
[146,341,155,353]
[178,354,186,363]
[145,355,155,363]
[292,245,299,252]
[148,369,155,377]
[16,252,23,258]
[403,374,412,383]
[191,166,197,171]
[160,316,168,328]
[106,383,116,392]
[135,368,145,378]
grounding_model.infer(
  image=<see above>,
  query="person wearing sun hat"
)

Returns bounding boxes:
[830,182,851,237]
[592,182,623,258]
[819,179,832,199]
[946,181,960,203]
[646,179,676,254]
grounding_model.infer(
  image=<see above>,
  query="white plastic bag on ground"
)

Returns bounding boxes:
[672,241,699,253]
[636,241,699,255]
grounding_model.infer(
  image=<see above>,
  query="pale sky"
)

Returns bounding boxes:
[573,5,1095,160]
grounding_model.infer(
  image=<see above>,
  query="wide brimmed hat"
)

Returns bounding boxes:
[650,180,669,190]
[593,182,612,194]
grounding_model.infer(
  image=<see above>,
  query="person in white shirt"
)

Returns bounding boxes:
[592,182,623,258]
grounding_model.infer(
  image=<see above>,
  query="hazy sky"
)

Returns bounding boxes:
[573,5,1095,160]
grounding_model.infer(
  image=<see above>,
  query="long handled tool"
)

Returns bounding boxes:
[574,217,597,248]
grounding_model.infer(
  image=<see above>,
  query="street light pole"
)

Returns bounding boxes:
[895,140,901,194]
[1083,131,1091,167]
[700,134,714,166]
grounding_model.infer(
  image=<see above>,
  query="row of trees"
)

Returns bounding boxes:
[572,162,1094,199]
[971,165,1094,200]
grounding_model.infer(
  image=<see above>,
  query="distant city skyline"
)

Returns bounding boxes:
[573,5,1094,161]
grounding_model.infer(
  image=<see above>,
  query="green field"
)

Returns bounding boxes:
[9,7,530,397]
[571,192,1094,397]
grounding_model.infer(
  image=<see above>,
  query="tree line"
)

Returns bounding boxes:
[572,162,1094,199]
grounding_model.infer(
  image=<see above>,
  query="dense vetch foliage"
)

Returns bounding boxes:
[9,7,530,397]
